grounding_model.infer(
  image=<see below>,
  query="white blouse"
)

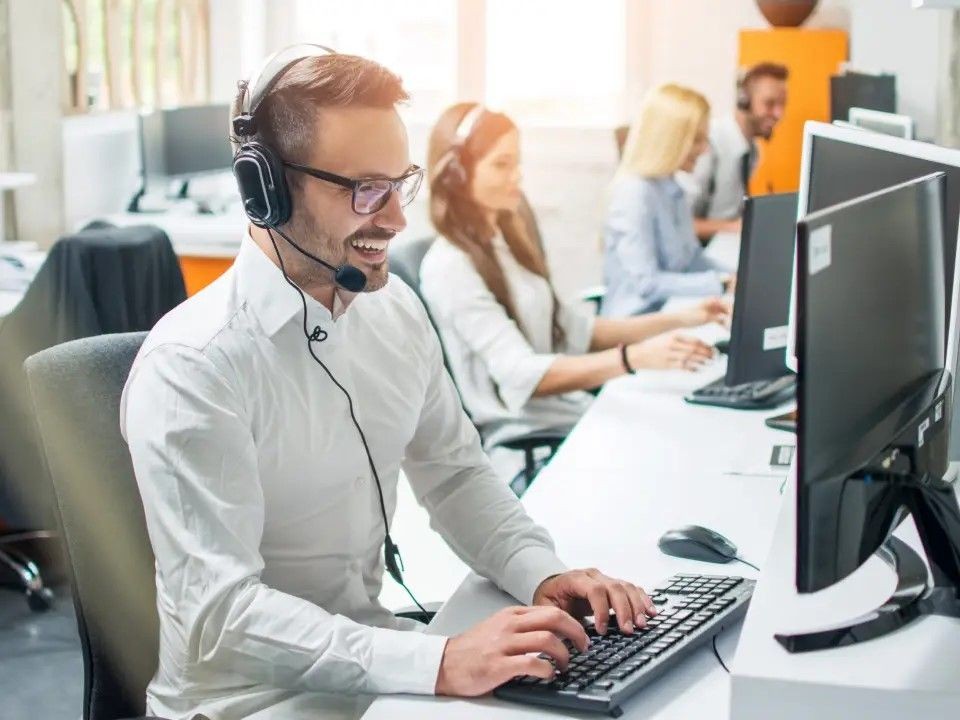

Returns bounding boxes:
[419,233,595,449]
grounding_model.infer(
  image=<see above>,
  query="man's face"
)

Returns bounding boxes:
[284,105,411,293]
[747,77,788,140]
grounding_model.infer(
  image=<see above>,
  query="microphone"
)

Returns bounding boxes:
[246,203,367,292]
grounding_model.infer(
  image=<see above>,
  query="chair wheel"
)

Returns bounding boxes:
[26,586,54,612]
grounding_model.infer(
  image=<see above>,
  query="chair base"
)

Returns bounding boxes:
[0,531,58,612]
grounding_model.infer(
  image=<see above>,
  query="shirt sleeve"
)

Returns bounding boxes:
[400,312,566,606]
[602,178,724,317]
[122,344,448,697]
[420,249,557,413]
[558,300,596,355]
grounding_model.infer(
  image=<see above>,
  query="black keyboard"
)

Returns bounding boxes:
[495,574,755,718]
[685,374,796,410]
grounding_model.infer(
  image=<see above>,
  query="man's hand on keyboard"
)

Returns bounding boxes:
[532,568,657,635]
[435,605,589,697]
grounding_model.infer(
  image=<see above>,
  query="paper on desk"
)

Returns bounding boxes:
[0,256,32,291]
[723,442,793,479]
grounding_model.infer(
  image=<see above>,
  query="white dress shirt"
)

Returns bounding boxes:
[120,234,566,720]
[683,114,758,220]
[419,234,595,450]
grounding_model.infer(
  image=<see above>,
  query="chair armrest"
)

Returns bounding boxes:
[578,285,606,311]
[499,431,566,453]
[395,601,444,624]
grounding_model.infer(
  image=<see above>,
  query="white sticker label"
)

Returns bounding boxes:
[763,325,789,351]
[936,400,944,423]
[918,417,931,448]
[809,225,832,275]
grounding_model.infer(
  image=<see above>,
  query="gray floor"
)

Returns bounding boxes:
[0,583,83,719]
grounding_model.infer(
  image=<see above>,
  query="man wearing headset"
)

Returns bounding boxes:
[685,62,789,243]
[121,47,656,720]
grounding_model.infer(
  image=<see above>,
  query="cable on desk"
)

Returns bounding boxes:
[733,556,760,573]
[712,635,730,674]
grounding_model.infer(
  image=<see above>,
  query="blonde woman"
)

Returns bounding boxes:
[602,84,735,317]
[419,103,730,465]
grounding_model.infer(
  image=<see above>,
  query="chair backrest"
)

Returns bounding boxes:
[389,235,435,301]
[614,125,629,160]
[0,224,185,530]
[25,332,157,720]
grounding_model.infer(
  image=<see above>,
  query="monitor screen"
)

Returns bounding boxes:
[726,192,798,386]
[801,128,960,458]
[797,174,947,592]
[139,104,233,181]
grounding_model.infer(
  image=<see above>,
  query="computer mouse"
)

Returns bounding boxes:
[713,338,731,355]
[658,525,738,563]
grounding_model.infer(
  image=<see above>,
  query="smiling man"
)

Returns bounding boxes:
[121,47,655,720]
[686,62,789,242]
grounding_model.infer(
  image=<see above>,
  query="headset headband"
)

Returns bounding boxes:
[431,103,487,182]
[233,43,336,137]
[453,103,486,147]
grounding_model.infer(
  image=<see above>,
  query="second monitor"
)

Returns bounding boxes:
[686,192,798,410]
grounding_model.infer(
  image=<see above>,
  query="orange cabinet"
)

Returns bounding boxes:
[178,254,234,296]
[739,28,848,194]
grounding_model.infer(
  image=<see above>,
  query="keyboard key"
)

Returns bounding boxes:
[592,680,614,690]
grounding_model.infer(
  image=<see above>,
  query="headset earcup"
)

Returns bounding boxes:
[442,154,467,189]
[233,141,292,227]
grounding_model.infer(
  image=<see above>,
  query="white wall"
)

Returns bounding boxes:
[636,0,851,121]
[848,0,946,140]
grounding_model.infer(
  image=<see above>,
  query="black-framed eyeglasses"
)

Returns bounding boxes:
[283,161,424,215]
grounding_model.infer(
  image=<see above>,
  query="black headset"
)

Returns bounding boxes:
[231,43,367,293]
[231,45,427,619]
[436,103,487,189]
[736,68,752,111]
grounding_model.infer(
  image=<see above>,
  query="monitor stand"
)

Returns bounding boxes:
[776,475,960,652]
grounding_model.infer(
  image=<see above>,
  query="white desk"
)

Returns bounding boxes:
[0,172,36,243]
[0,241,45,317]
[100,208,247,258]
[363,348,793,720]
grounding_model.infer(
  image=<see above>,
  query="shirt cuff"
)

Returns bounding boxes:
[365,627,450,695]
[499,545,568,605]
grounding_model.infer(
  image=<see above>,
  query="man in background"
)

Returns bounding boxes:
[685,62,789,242]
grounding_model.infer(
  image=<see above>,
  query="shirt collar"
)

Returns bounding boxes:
[235,232,358,339]
[718,114,753,156]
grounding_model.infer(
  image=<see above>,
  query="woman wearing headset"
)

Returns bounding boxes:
[419,103,729,472]
[601,84,735,317]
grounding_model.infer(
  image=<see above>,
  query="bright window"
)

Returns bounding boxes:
[293,0,457,123]
[485,0,626,126]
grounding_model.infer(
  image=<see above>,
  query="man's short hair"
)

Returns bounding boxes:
[742,62,789,91]
[233,53,409,166]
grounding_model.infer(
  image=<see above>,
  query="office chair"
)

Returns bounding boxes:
[0,224,186,612]
[614,125,629,159]
[389,231,565,494]
[25,332,168,720]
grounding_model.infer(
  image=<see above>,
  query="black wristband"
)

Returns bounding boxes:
[619,343,636,375]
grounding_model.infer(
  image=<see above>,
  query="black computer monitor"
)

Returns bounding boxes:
[781,173,960,653]
[139,104,233,182]
[725,192,798,387]
[790,122,960,462]
[130,104,233,211]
